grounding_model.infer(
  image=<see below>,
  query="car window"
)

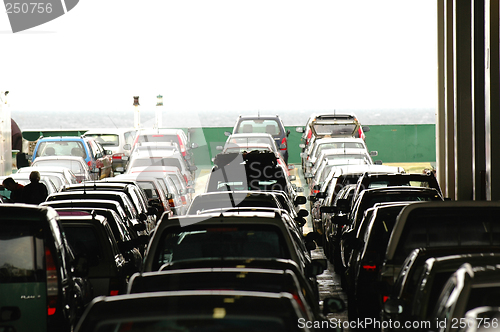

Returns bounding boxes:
[0,221,45,283]
[153,224,290,270]
[33,159,86,174]
[36,141,86,158]
[236,119,282,136]
[90,140,104,158]
[63,225,103,266]
[124,131,136,145]
[86,134,119,147]
[130,157,182,170]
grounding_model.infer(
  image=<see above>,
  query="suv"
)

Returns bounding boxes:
[83,128,137,174]
[229,115,290,164]
[0,204,90,332]
[32,136,113,179]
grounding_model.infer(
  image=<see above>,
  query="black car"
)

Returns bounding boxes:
[0,204,90,332]
[229,114,291,164]
[59,213,132,297]
[62,182,158,230]
[206,151,296,200]
[46,190,152,234]
[76,290,341,332]
[382,248,500,331]
[339,186,444,274]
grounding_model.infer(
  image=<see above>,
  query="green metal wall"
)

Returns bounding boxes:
[22,124,437,165]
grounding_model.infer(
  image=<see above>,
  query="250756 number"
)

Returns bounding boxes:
[5,3,53,14]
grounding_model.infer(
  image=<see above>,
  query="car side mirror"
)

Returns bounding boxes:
[304,172,313,178]
[189,166,198,172]
[294,217,306,227]
[132,223,146,232]
[333,214,349,226]
[320,206,337,214]
[224,131,232,137]
[166,193,173,200]
[287,164,295,170]
[336,198,350,212]
[299,143,305,149]
[296,126,304,133]
[323,297,346,315]
[298,209,309,217]
[369,151,378,156]
[384,299,404,314]
[147,206,158,215]
[296,186,304,192]
[374,160,383,165]
[362,126,370,133]
[190,142,198,149]
[305,259,326,278]
[294,196,307,206]
[105,150,113,156]
[216,145,223,151]
[286,129,290,137]
[188,188,195,194]
[288,175,296,181]
[123,144,131,151]
[315,191,327,199]
[138,213,147,222]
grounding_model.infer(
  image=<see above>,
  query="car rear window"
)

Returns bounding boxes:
[33,159,86,174]
[62,226,103,267]
[85,134,119,147]
[130,157,182,170]
[188,196,279,214]
[0,221,45,283]
[136,134,178,144]
[153,224,290,270]
[93,317,290,332]
[394,208,500,264]
[312,123,358,136]
[36,141,86,158]
[236,119,282,136]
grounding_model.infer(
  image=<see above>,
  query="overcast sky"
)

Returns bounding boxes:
[2,0,437,115]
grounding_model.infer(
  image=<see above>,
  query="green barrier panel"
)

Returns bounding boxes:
[21,124,437,165]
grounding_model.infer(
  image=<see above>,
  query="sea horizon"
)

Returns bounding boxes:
[11,108,437,131]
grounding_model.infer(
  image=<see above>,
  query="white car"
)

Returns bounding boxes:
[126,146,196,185]
[83,127,137,174]
[17,165,79,186]
[30,156,93,183]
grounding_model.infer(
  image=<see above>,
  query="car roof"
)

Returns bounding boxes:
[386,201,500,260]
[83,128,136,135]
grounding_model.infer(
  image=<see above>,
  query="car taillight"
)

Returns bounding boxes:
[177,135,186,157]
[45,246,58,316]
[181,196,187,206]
[280,137,287,150]
[87,160,92,168]
[183,174,188,184]
[362,265,377,271]
[383,296,389,302]
[168,197,175,208]
[109,278,120,296]
[292,292,307,313]
[112,153,125,160]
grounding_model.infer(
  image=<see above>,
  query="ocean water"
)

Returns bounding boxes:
[12,108,436,130]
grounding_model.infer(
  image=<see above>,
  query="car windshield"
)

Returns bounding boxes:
[85,134,119,147]
[236,120,282,136]
[312,123,357,136]
[36,141,86,158]
[153,224,290,269]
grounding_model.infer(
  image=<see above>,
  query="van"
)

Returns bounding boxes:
[0,204,90,332]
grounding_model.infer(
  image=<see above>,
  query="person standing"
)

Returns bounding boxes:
[22,171,48,204]
[2,177,24,203]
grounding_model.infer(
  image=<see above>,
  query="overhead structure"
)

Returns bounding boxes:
[436,0,499,200]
